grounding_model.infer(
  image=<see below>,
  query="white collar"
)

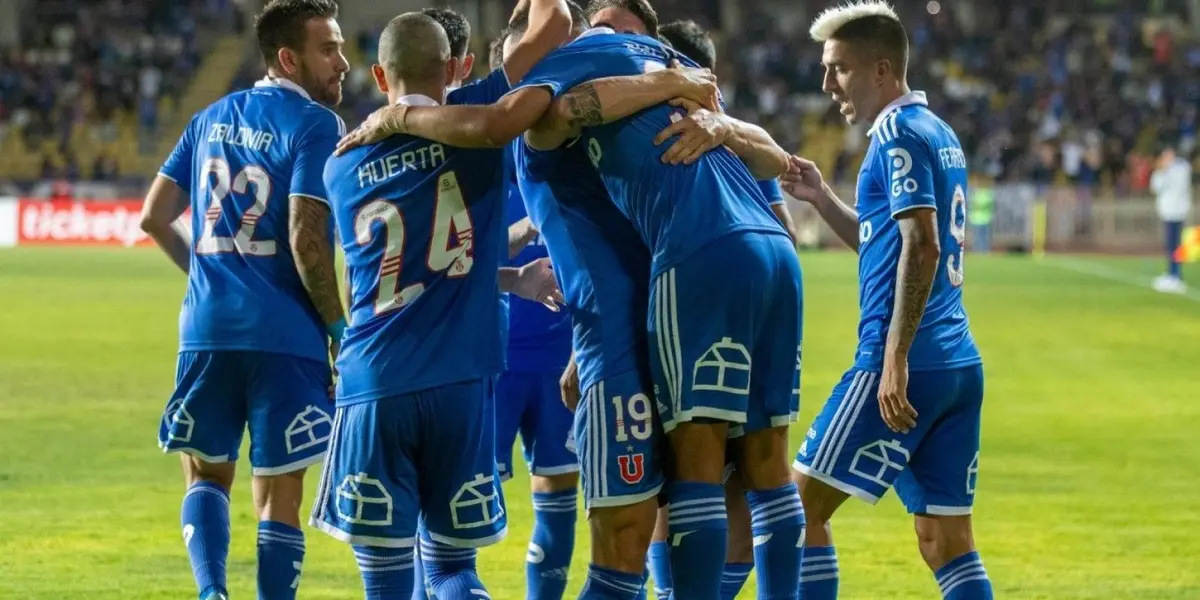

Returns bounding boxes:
[254,76,311,100]
[866,90,927,137]
[395,94,440,107]
[577,26,615,40]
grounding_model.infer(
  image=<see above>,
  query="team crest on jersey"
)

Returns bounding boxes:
[617,453,645,484]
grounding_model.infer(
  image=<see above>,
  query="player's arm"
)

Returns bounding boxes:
[887,208,940,359]
[780,155,860,251]
[501,0,572,84]
[289,196,346,331]
[509,217,539,259]
[499,258,565,310]
[139,175,192,274]
[760,179,800,247]
[526,62,720,150]
[653,104,789,179]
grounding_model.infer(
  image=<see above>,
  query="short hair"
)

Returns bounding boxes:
[585,0,659,37]
[660,20,715,69]
[255,0,340,67]
[810,1,908,78]
[509,0,588,38]
[488,35,505,70]
[421,7,471,60]
[377,13,450,84]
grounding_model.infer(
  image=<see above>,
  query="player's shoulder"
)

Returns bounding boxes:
[872,97,953,149]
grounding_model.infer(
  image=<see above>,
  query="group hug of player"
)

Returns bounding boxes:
[140,0,994,598]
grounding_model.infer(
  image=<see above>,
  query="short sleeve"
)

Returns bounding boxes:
[757,178,784,205]
[508,48,610,99]
[448,68,513,106]
[160,115,200,190]
[879,126,937,219]
[290,112,345,205]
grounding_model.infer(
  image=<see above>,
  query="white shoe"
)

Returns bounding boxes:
[1153,275,1187,294]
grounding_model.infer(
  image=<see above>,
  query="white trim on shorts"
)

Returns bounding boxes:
[923,504,973,516]
[586,483,664,510]
[160,444,233,464]
[792,461,881,505]
[309,517,418,549]
[533,463,582,477]
[252,452,326,477]
[426,527,508,549]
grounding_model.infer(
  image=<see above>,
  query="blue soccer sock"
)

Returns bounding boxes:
[354,545,416,600]
[411,544,432,600]
[420,531,489,599]
[256,521,305,599]
[528,490,577,600]
[579,565,645,600]
[799,545,839,600]
[181,481,231,599]
[720,563,754,600]
[666,481,728,600]
[935,551,993,600]
[748,484,805,599]
[647,540,672,599]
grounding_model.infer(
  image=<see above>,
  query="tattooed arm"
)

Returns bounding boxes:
[885,207,941,358]
[289,196,346,330]
[526,64,720,151]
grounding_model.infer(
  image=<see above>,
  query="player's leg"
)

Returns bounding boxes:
[731,233,806,600]
[721,467,755,600]
[159,351,246,600]
[522,372,581,600]
[310,398,421,599]
[894,366,993,600]
[792,367,933,600]
[417,378,508,599]
[246,353,335,600]
[650,268,735,600]
[576,373,665,600]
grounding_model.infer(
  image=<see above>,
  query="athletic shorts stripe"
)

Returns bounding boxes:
[654,269,685,422]
[310,408,344,526]
[813,371,875,475]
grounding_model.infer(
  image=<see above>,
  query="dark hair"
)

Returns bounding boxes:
[421,7,471,60]
[255,0,339,67]
[585,0,658,37]
[830,15,909,79]
[509,0,588,38]
[660,20,715,69]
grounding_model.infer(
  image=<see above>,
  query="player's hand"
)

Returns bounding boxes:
[560,354,580,412]
[781,155,831,204]
[514,257,566,311]
[666,58,721,113]
[327,338,341,400]
[335,105,408,156]
[878,355,918,434]
[653,106,732,166]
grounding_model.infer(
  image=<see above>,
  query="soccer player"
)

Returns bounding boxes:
[308,5,572,599]
[139,2,348,599]
[782,3,993,599]
[421,7,478,89]
[344,25,805,600]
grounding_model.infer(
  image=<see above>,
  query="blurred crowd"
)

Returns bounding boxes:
[0,0,239,182]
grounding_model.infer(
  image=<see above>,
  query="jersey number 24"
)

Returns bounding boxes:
[354,172,475,315]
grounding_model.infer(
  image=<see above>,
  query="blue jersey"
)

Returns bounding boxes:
[514,137,652,394]
[326,70,512,405]
[512,29,787,276]
[504,146,574,373]
[854,92,980,372]
[159,77,344,363]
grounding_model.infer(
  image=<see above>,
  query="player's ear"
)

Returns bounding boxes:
[371,64,389,95]
[461,53,476,78]
[277,47,300,76]
[445,58,459,87]
[875,58,891,83]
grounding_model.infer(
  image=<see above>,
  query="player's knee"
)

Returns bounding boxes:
[252,469,306,525]
[589,499,658,573]
[795,471,846,527]
[914,514,975,571]
[668,422,729,483]
[531,471,579,494]
[732,426,791,490]
[181,454,235,490]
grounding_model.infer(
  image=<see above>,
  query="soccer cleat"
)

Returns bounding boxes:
[1153,275,1187,294]
[201,592,228,600]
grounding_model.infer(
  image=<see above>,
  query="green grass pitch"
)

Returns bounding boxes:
[1,248,1198,599]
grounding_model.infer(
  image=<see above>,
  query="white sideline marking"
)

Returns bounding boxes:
[1037,257,1200,304]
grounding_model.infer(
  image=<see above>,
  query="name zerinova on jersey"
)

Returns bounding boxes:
[356,143,448,189]
[207,123,275,153]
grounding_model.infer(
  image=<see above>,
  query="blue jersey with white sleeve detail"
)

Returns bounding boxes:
[511,30,788,276]
[514,137,652,395]
[159,77,344,364]
[854,92,980,372]
[326,69,512,406]
[504,149,574,373]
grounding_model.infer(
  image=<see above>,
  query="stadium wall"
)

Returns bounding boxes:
[0,198,190,248]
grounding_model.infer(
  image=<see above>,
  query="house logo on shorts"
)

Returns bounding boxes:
[163,399,195,443]
[692,337,751,394]
[285,405,333,454]
[336,473,393,526]
[451,473,504,530]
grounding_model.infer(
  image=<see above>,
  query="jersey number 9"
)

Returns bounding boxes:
[196,159,276,256]
[947,184,966,287]
[354,171,475,315]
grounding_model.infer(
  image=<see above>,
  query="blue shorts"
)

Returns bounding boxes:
[576,369,665,509]
[495,371,578,480]
[310,379,507,548]
[158,350,334,476]
[793,365,984,515]
[649,232,802,437]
